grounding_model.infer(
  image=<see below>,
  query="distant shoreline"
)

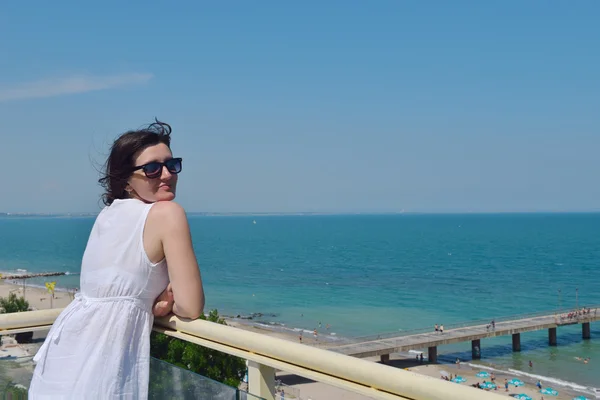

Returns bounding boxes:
[2,211,600,218]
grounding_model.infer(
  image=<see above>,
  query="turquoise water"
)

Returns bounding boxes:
[1,213,599,391]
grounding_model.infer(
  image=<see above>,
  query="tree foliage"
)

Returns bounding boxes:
[0,293,30,314]
[150,309,246,389]
[2,382,27,399]
[0,292,33,346]
[1,382,28,400]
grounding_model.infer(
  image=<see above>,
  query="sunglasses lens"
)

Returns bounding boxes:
[143,162,162,178]
[166,158,182,174]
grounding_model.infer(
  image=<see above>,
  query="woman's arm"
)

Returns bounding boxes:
[152,283,174,317]
[152,201,205,319]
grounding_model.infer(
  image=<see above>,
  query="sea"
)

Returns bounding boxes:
[1,213,599,393]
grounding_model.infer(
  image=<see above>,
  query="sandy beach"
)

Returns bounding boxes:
[224,319,591,400]
[406,362,580,400]
[271,353,586,400]
[0,280,74,311]
[0,281,591,399]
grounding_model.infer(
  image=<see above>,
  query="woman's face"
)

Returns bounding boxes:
[127,143,179,203]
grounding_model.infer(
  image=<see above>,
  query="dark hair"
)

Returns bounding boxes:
[99,120,172,206]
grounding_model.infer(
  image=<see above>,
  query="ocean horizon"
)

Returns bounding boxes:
[1,213,599,393]
[2,211,600,216]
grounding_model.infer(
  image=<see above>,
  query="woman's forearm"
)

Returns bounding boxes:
[172,295,204,319]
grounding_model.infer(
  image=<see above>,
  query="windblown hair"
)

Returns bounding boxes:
[99,120,172,206]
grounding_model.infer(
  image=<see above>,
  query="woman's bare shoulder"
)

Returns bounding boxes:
[148,200,187,221]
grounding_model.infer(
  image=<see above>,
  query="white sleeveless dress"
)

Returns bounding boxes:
[29,199,170,399]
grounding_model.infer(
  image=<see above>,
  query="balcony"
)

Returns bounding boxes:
[0,309,505,399]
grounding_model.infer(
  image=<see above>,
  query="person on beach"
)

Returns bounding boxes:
[504,378,508,392]
[29,120,205,399]
[440,324,444,334]
[434,324,438,332]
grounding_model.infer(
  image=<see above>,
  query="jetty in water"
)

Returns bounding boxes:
[325,306,600,363]
[0,272,67,280]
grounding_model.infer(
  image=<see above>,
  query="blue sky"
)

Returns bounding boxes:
[1,2,598,213]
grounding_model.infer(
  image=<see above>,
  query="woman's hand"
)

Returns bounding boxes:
[153,283,174,317]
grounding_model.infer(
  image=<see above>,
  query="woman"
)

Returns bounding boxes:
[29,120,205,399]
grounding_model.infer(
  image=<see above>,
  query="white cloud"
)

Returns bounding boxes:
[0,73,153,102]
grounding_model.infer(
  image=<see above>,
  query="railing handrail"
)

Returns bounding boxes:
[331,305,600,345]
[0,309,506,400]
[154,316,505,399]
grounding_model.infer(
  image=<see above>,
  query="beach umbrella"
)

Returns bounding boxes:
[451,376,467,383]
[572,396,589,400]
[513,395,532,400]
[509,378,525,387]
[480,382,496,390]
[476,371,490,378]
[540,387,559,396]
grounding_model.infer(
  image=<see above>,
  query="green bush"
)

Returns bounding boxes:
[150,309,246,388]
[0,293,32,344]
[1,382,28,400]
[0,293,30,313]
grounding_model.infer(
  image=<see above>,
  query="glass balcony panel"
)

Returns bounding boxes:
[0,354,258,400]
[0,355,32,399]
[239,391,267,400]
[149,357,238,400]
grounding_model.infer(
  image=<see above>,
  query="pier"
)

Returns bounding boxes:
[325,307,599,363]
[0,271,67,280]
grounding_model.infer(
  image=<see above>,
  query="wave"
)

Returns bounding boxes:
[507,368,597,395]
[255,322,286,329]
[460,362,597,396]
[242,320,345,342]
[465,363,495,371]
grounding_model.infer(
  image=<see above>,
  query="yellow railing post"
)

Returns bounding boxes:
[248,360,276,400]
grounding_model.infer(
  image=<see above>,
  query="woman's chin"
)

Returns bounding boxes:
[156,192,176,202]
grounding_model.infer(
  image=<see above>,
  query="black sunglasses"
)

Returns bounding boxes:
[132,158,183,179]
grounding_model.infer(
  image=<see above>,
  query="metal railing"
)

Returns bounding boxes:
[0,308,507,400]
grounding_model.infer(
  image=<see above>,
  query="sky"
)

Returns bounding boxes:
[0,2,599,213]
